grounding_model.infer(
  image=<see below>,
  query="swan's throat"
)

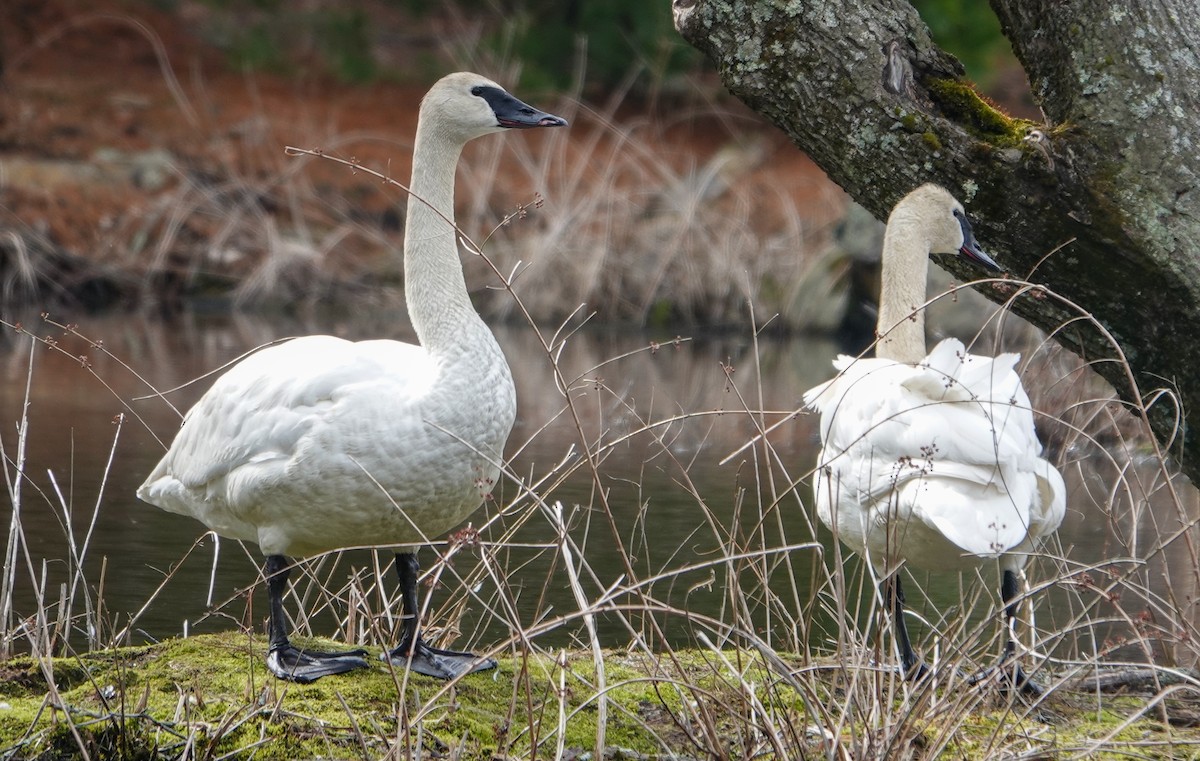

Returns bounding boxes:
[403,132,485,355]
[875,216,930,364]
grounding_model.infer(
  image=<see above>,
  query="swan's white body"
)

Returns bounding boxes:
[139,333,512,557]
[804,184,1066,578]
[803,185,1066,689]
[140,72,565,683]
[139,73,526,559]
[804,337,1065,576]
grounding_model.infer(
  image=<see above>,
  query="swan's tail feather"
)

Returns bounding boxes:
[802,354,858,412]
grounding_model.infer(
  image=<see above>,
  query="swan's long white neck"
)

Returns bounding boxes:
[404,122,486,355]
[876,204,931,364]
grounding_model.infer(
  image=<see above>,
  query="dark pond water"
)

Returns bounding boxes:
[1,309,1196,672]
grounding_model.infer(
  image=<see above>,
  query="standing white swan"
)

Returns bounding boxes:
[804,184,1065,692]
[138,73,567,683]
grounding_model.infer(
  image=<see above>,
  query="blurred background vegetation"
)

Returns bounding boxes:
[165,0,1018,98]
[0,0,1031,318]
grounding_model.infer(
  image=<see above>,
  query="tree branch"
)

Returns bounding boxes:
[675,0,1200,477]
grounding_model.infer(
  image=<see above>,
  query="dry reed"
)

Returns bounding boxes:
[2,23,1199,759]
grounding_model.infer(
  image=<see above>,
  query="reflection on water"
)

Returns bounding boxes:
[1,310,1197,670]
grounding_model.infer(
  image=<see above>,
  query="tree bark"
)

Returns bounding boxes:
[674,0,1200,477]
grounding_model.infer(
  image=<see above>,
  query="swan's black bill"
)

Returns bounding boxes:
[956,210,1001,272]
[473,85,568,129]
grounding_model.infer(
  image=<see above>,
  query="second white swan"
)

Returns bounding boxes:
[804,184,1066,692]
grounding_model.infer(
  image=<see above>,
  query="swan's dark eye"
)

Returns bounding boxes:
[470,86,484,96]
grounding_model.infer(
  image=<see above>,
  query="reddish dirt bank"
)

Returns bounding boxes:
[0,0,843,313]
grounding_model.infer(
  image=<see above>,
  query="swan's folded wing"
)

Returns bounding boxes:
[908,472,1033,557]
[900,341,1041,465]
[905,338,1023,402]
[901,337,968,399]
[806,347,1046,476]
[802,354,863,413]
[140,336,435,499]
[1032,456,1068,539]
[805,356,918,447]
[877,452,1061,559]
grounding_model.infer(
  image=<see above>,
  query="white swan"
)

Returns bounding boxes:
[804,184,1065,692]
[138,72,567,683]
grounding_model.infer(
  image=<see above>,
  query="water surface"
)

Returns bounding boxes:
[1,310,1195,671]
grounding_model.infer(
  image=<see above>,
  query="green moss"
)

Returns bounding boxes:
[922,130,944,151]
[1,635,777,760]
[647,298,676,328]
[6,636,1200,759]
[927,78,1036,147]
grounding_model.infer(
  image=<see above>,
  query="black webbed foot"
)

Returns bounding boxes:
[899,657,932,683]
[381,638,496,680]
[267,643,370,683]
[262,555,370,683]
[967,660,1044,697]
[385,551,497,680]
[968,569,1046,696]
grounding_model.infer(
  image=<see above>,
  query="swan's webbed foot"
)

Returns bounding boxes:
[381,638,497,680]
[967,660,1044,697]
[899,657,931,683]
[385,551,496,680]
[967,569,1045,696]
[267,643,370,683]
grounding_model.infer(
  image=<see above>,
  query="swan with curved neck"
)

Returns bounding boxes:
[138,73,567,683]
[804,184,1065,693]
[874,184,995,363]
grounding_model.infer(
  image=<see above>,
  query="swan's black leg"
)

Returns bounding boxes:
[263,554,369,683]
[884,575,929,681]
[380,551,497,679]
[968,569,1044,696]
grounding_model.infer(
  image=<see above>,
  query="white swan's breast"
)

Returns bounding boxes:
[806,338,1065,573]
[138,334,515,556]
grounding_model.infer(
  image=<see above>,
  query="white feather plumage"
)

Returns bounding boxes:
[138,332,513,557]
[802,184,1066,690]
[137,72,565,683]
[805,337,1065,574]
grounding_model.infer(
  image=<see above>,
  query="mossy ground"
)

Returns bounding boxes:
[0,633,768,759]
[3,634,1200,759]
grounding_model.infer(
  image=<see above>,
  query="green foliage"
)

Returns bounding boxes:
[203,0,282,8]
[911,0,1011,86]
[197,2,374,83]
[193,0,696,90]
[431,0,699,91]
[226,22,287,74]
[317,9,377,83]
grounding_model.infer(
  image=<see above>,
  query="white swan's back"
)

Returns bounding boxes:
[806,337,1065,573]
[802,183,1064,691]
[138,332,514,557]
